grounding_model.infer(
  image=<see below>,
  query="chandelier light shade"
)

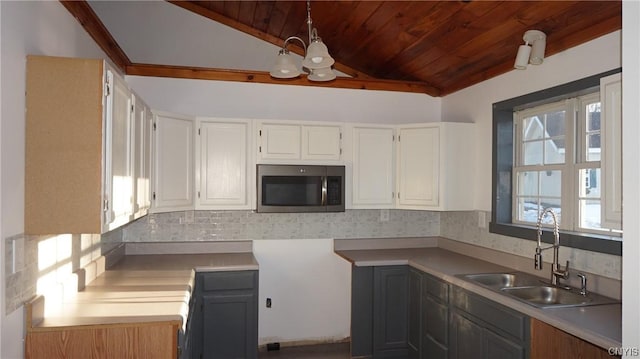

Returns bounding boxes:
[514,30,547,70]
[270,1,336,82]
[270,49,301,78]
[308,66,336,82]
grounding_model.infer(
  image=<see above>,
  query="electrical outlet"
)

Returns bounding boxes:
[478,211,487,229]
[380,209,390,222]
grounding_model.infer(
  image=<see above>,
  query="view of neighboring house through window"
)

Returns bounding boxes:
[513,92,619,236]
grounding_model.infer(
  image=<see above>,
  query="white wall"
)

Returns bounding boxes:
[441,31,621,211]
[622,1,640,353]
[126,76,442,124]
[0,2,107,358]
[252,239,351,345]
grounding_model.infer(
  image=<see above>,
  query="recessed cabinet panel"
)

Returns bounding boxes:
[153,114,194,211]
[198,120,249,208]
[302,125,342,160]
[600,73,622,230]
[106,73,134,231]
[352,127,395,207]
[259,123,301,160]
[398,126,439,207]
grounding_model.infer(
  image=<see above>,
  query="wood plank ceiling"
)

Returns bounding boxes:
[63,1,621,96]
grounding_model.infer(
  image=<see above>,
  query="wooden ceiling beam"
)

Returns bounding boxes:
[126,63,440,96]
[59,0,131,72]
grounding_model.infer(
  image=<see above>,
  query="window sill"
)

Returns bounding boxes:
[489,222,621,256]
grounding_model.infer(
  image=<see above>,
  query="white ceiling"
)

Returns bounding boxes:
[88,0,288,72]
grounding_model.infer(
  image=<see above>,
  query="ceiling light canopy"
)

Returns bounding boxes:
[514,30,547,70]
[270,1,335,82]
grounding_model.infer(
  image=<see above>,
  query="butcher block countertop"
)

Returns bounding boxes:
[335,241,621,351]
[28,242,259,330]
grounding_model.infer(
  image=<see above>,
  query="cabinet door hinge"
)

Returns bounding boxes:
[104,83,110,97]
[198,128,201,135]
[398,192,400,199]
[259,130,262,137]
[392,192,394,199]
[153,122,157,131]
[130,104,134,113]
[259,146,262,153]
[339,132,343,140]
[152,192,156,200]
[340,148,342,155]
[392,135,395,142]
[103,199,109,212]
[198,191,201,199]
[398,135,400,142]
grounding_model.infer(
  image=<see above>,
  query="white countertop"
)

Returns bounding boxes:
[335,247,621,350]
[34,252,259,329]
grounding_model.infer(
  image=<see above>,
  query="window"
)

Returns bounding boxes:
[491,69,622,256]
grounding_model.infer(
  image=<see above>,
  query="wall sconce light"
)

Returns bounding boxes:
[514,30,547,70]
[270,1,336,82]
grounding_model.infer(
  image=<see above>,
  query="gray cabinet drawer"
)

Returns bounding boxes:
[451,286,528,342]
[424,274,448,303]
[201,271,257,292]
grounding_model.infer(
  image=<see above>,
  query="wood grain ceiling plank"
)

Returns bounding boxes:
[379,1,500,80]
[326,1,384,61]
[252,1,276,34]
[337,1,410,64]
[238,1,258,26]
[413,1,580,84]
[279,1,308,41]
[125,63,439,95]
[268,1,296,39]
[223,1,241,21]
[59,0,131,72]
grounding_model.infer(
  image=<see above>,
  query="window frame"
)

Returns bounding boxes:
[491,69,622,256]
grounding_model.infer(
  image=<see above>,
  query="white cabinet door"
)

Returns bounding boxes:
[397,126,440,208]
[352,126,395,207]
[152,113,195,212]
[103,70,133,232]
[600,73,622,229]
[131,94,152,219]
[302,125,342,160]
[258,123,301,160]
[198,119,250,208]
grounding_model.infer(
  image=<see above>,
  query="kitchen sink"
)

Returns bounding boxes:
[462,272,541,289]
[458,272,620,309]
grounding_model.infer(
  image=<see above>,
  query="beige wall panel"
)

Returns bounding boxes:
[25,56,104,234]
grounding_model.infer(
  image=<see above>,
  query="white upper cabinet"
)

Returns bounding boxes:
[396,123,475,211]
[104,71,134,231]
[397,125,440,208]
[257,120,343,162]
[197,119,252,209]
[302,125,342,160]
[351,126,395,208]
[152,112,195,212]
[258,122,301,160]
[25,56,137,234]
[131,93,152,219]
[600,73,622,230]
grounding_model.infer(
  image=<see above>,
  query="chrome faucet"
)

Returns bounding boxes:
[534,208,570,286]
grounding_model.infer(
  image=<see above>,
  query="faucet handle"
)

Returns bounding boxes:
[577,273,588,296]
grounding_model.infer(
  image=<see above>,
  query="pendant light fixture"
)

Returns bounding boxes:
[514,30,547,70]
[270,1,336,82]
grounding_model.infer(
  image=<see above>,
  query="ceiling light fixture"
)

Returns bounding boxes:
[270,0,335,82]
[514,30,547,70]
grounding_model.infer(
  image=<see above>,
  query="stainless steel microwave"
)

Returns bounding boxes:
[257,164,345,213]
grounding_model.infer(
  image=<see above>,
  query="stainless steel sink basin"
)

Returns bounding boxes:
[462,272,541,289]
[458,272,620,309]
[501,286,592,308]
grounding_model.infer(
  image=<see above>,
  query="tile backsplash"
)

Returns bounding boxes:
[440,211,622,280]
[122,209,441,242]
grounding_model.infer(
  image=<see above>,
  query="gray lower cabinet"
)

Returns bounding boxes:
[408,268,449,359]
[450,286,529,359]
[190,270,258,359]
[352,265,409,358]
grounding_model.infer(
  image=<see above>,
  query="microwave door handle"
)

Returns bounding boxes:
[321,176,328,206]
